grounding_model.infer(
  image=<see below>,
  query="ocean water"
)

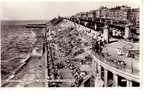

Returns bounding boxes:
[1,20,49,25]
[1,20,46,80]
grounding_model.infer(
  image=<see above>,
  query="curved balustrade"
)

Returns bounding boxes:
[92,54,140,87]
[68,18,140,87]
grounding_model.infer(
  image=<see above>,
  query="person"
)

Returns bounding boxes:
[95,74,104,87]
[39,65,42,68]
[97,41,101,54]
[94,40,99,53]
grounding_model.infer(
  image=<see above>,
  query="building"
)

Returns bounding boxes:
[87,10,96,18]
[71,5,140,38]
[129,8,140,28]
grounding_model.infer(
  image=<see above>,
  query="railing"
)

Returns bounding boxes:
[91,53,140,87]
[80,74,92,87]
[1,54,31,86]
[67,19,140,86]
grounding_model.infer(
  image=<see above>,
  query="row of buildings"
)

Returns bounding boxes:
[73,6,139,28]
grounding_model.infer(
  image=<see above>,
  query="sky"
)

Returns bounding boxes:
[0,0,141,20]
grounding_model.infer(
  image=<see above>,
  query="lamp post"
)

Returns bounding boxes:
[131,60,134,73]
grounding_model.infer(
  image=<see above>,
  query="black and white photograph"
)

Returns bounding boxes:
[0,0,141,87]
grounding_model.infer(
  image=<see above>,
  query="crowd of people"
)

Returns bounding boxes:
[46,20,92,87]
[47,18,128,87]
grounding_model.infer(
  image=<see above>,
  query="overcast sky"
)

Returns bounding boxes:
[0,0,141,20]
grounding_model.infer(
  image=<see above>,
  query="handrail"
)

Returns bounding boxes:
[79,74,92,87]
[92,54,140,82]
[1,55,31,86]
[67,18,140,83]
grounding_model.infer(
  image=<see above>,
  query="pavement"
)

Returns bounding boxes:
[1,28,47,87]
[102,39,140,75]
[2,19,140,87]
[2,54,46,87]
[75,22,140,76]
